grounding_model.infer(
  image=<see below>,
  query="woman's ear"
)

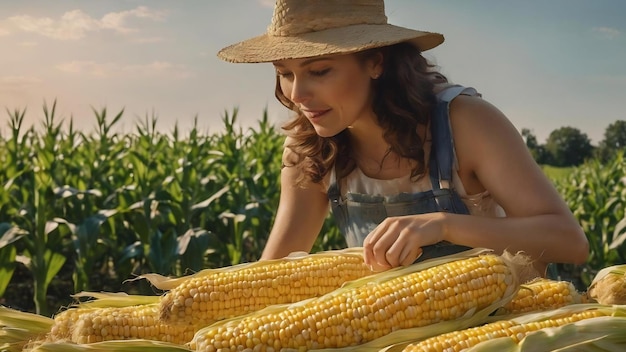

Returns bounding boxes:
[368,52,384,79]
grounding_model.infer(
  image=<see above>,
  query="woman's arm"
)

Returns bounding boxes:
[364,95,589,273]
[260,141,330,260]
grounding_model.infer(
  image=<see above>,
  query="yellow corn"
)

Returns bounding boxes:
[47,292,160,342]
[160,249,376,326]
[48,307,99,340]
[403,308,607,352]
[68,304,197,345]
[190,253,519,351]
[494,278,583,316]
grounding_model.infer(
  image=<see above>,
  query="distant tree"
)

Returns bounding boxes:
[545,126,594,166]
[595,120,626,162]
[521,128,551,164]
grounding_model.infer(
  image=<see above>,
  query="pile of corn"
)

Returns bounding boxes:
[1,249,625,352]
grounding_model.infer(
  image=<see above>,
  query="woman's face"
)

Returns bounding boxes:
[273,53,381,137]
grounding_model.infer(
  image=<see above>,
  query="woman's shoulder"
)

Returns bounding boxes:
[448,90,524,169]
[449,93,502,121]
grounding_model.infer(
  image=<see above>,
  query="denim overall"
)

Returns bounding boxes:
[327,86,476,262]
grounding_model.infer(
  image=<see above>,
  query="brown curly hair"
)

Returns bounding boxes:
[276,42,439,186]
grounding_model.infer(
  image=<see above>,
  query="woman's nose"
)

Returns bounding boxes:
[289,78,310,104]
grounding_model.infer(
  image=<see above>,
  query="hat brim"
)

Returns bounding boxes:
[217,24,444,63]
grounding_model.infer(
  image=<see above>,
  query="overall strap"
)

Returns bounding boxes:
[430,85,477,191]
[327,166,343,206]
[429,85,477,213]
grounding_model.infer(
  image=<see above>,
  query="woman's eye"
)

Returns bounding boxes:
[277,71,293,78]
[310,68,331,77]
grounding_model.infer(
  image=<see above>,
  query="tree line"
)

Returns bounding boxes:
[522,120,626,167]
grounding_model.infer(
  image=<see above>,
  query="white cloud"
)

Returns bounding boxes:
[0,27,9,36]
[9,10,100,40]
[19,41,38,47]
[101,6,166,33]
[592,26,621,39]
[6,6,166,40]
[56,60,191,78]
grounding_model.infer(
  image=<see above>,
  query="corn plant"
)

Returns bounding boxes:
[6,101,70,316]
[552,151,626,286]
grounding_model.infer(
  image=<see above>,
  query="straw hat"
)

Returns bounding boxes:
[218,0,444,63]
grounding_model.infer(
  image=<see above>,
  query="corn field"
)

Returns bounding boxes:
[549,151,626,287]
[0,102,345,317]
[0,101,624,319]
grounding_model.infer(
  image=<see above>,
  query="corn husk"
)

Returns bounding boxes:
[587,264,626,305]
[0,306,54,352]
[24,339,192,351]
[64,291,160,309]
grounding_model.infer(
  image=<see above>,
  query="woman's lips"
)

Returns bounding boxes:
[302,109,331,120]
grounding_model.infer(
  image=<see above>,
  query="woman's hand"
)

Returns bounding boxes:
[362,212,448,270]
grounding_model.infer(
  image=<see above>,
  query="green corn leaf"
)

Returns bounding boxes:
[0,245,17,298]
[43,250,66,290]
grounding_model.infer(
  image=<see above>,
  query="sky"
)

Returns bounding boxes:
[0,0,624,144]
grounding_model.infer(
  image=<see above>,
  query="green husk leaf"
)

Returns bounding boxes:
[134,247,371,291]
[25,339,193,351]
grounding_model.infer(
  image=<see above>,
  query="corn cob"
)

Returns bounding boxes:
[48,292,160,341]
[402,308,606,351]
[189,251,524,352]
[48,307,99,340]
[493,278,583,316]
[68,304,197,345]
[157,248,377,326]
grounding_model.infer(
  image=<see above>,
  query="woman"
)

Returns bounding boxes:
[217,0,588,274]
